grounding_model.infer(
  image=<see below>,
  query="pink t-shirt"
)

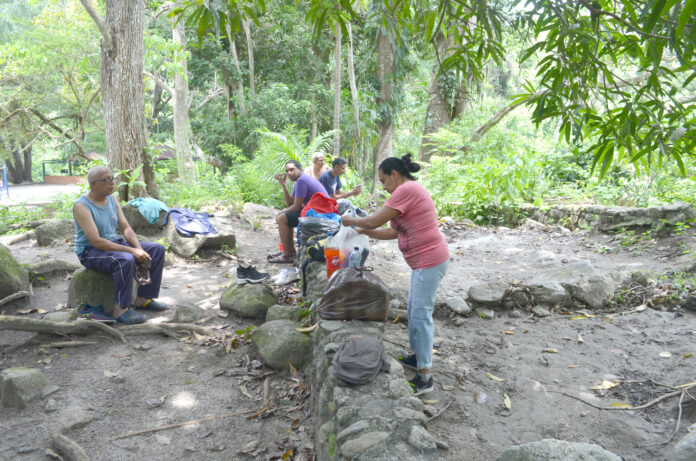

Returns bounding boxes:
[385,181,450,270]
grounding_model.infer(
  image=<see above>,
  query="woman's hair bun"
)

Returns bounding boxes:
[401,154,421,173]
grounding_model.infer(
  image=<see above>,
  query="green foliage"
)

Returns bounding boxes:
[159,165,243,210]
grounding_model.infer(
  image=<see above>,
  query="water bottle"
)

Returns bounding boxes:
[348,246,362,268]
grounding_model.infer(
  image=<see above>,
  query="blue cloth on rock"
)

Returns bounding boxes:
[128,197,169,224]
[163,208,217,237]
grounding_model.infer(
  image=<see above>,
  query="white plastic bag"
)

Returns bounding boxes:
[333,225,370,267]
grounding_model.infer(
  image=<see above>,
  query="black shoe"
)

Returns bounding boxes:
[237,265,269,284]
[398,354,418,371]
[409,374,433,396]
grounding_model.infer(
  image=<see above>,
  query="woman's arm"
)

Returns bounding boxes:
[342,206,400,229]
[359,227,398,240]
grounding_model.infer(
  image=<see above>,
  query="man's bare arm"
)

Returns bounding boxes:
[74,202,149,261]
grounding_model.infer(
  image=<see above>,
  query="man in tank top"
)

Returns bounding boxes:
[73,166,168,324]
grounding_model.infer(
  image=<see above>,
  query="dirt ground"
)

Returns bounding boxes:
[1,205,695,461]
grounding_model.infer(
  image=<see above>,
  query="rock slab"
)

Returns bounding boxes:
[68,267,136,315]
[497,439,622,461]
[34,219,74,246]
[252,320,312,370]
[667,430,696,461]
[0,368,48,409]
[164,216,236,258]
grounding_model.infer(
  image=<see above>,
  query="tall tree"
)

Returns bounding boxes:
[242,19,255,95]
[372,24,395,191]
[346,21,361,169]
[171,15,194,177]
[79,0,158,200]
[332,24,342,157]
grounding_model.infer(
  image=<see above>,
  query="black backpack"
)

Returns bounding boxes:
[330,336,390,386]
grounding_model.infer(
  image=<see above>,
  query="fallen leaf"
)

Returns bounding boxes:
[103,370,118,378]
[282,449,293,460]
[179,336,192,342]
[291,418,301,429]
[570,313,595,320]
[502,330,515,335]
[610,402,633,408]
[659,351,672,358]
[37,308,48,314]
[237,440,259,454]
[590,380,619,390]
[487,372,505,382]
[422,399,438,404]
[602,316,613,323]
[577,333,584,344]
[295,323,318,333]
[239,384,253,399]
[542,348,558,353]
[217,311,229,318]
[186,284,193,288]
[683,353,693,358]
[635,304,647,312]
[17,308,36,315]
[568,364,580,368]
[441,384,455,391]
[45,448,63,460]
[41,357,52,364]
[288,361,298,377]
[193,332,207,342]
[226,338,238,353]
[503,393,511,411]
[392,315,400,324]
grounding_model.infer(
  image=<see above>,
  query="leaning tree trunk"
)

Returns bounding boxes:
[224,21,246,116]
[419,33,455,163]
[332,24,342,158]
[22,145,32,182]
[172,16,194,178]
[242,20,255,96]
[96,0,156,200]
[346,22,361,170]
[372,26,395,192]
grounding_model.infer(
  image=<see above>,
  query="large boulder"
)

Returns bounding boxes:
[266,304,305,322]
[121,204,166,232]
[164,216,236,258]
[468,280,508,307]
[0,367,48,409]
[497,439,621,461]
[219,283,277,318]
[34,219,74,246]
[667,430,696,461]
[0,243,30,299]
[67,267,135,316]
[252,320,312,370]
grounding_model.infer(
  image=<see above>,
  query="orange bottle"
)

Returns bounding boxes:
[324,232,341,279]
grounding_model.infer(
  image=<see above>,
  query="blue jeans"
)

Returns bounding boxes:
[407,259,449,370]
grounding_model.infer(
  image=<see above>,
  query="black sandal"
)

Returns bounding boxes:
[268,253,296,264]
[267,251,283,261]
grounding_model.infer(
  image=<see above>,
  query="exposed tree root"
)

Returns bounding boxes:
[51,417,96,461]
[120,322,217,338]
[0,291,30,307]
[0,315,128,345]
[112,408,258,440]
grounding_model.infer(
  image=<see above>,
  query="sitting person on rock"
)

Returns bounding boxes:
[270,160,328,263]
[318,157,362,200]
[306,151,330,180]
[73,166,167,324]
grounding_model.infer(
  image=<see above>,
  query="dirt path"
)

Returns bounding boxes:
[1,207,695,460]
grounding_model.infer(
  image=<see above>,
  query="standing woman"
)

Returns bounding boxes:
[341,154,449,395]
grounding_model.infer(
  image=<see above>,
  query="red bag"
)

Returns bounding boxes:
[301,192,338,217]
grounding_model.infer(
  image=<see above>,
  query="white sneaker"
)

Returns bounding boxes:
[274,267,300,285]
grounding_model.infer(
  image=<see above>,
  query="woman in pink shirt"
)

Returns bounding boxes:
[341,154,449,396]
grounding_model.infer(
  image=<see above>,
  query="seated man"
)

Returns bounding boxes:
[271,160,328,263]
[73,166,167,324]
[318,157,362,200]
[306,152,330,180]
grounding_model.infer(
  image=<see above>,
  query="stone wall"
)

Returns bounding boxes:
[303,259,443,460]
[522,201,695,232]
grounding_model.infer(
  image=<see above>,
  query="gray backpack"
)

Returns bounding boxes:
[330,336,390,386]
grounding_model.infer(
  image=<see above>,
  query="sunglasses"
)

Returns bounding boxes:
[94,176,115,183]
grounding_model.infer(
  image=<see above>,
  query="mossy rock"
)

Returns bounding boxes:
[0,243,29,299]
[219,283,277,318]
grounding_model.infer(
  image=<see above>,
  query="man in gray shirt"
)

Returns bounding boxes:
[318,157,362,200]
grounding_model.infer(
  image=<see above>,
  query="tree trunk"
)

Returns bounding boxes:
[172,16,194,178]
[150,79,163,127]
[372,26,395,192]
[419,33,454,163]
[332,24,342,158]
[98,0,156,200]
[242,20,255,96]
[453,76,468,119]
[310,107,317,142]
[224,22,246,116]
[346,22,361,169]
[22,145,32,182]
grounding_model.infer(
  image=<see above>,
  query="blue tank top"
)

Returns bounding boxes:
[74,194,119,255]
